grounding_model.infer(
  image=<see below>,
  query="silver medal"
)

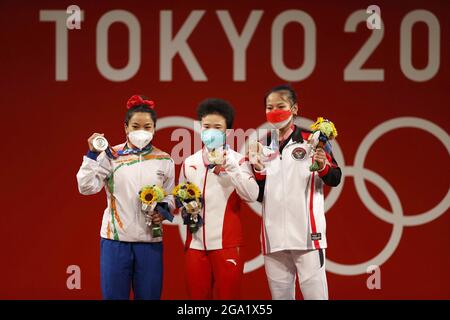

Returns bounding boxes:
[92,136,108,152]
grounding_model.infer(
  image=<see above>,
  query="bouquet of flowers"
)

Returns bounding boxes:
[139,185,170,237]
[172,182,203,233]
[308,117,338,171]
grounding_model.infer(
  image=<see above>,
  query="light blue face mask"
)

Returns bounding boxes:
[201,129,226,150]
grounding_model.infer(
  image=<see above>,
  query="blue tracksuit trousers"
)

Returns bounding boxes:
[100,238,163,300]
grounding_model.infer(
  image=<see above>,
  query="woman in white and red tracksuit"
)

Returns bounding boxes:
[252,85,342,300]
[179,98,259,299]
[76,95,175,300]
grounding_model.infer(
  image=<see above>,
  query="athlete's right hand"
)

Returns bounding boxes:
[87,133,104,152]
[248,141,265,171]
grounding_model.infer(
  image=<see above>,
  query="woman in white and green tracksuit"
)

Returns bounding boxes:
[76,95,175,300]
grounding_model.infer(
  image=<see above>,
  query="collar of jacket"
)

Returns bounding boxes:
[266,125,305,146]
[291,125,304,143]
[119,143,153,155]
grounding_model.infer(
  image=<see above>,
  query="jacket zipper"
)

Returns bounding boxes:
[202,167,208,252]
[280,148,286,247]
[136,153,142,224]
[279,139,297,247]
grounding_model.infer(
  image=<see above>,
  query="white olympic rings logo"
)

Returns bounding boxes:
[158,116,450,276]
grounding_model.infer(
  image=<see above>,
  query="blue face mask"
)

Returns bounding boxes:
[201,129,226,150]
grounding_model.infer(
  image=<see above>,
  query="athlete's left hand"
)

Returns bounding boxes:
[151,212,164,224]
[313,148,329,170]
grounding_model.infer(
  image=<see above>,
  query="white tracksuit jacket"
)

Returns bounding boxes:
[76,143,175,242]
[179,147,259,251]
[255,126,342,254]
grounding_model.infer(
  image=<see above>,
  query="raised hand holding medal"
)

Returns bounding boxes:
[88,133,108,152]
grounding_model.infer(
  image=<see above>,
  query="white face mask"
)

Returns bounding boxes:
[128,130,153,149]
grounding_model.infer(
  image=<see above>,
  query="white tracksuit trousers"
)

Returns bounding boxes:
[264,249,328,300]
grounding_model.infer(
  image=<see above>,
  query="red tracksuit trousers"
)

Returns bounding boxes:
[185,247,243,299]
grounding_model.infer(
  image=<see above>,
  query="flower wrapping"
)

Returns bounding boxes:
[172,182,203,233]
[139,185,173,237]
[309,117,338,171]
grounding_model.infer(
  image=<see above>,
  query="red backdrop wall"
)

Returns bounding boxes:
[0,0,449,299]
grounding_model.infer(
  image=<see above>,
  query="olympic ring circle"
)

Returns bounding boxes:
[325,167,404,275]
[326,117,449,275]
[353,117,450,226]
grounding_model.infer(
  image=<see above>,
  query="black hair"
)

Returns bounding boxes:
[124,95,157,126]
[197,98,235,129]
[264,84,298,106]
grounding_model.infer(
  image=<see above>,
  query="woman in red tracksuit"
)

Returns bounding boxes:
[178,98,259,299]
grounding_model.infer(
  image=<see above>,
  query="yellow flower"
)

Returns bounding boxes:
[140,185,165,205]
[310,117,338,139]
[172,184,181,197]
[186,183,201,199]
[311,117,324,131]
[172,182,201,200]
